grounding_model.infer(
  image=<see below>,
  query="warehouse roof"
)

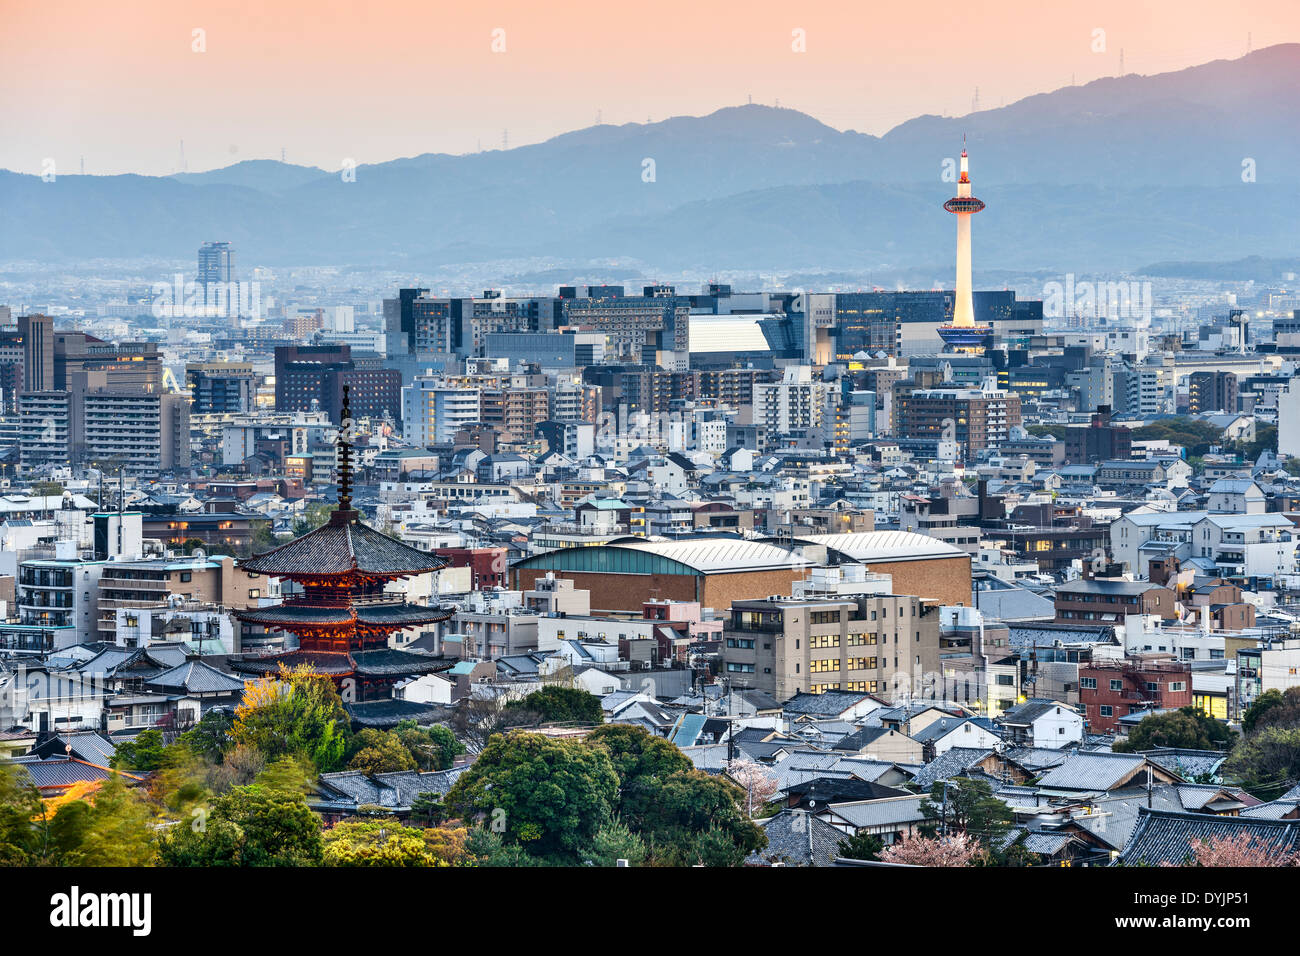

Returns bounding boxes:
[514,535,813,575]
[796,531,967,563]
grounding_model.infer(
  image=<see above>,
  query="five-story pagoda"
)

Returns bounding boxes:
[230,386,454,726]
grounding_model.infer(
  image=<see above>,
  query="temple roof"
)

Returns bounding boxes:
[228,649,357,676]
[239,513,448,578]
[228,647,455,679]
[237,605,357,627]
[357,604,454,626]
[235,602,452,628]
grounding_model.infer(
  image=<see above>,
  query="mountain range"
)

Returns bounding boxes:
[4,44,1299,274]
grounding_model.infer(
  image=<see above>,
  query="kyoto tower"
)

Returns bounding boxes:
[937,143,994,352]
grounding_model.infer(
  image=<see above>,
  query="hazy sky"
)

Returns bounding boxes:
[3,0,1297,176]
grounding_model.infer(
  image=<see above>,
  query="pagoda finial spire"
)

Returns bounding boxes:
[336,384,354,517]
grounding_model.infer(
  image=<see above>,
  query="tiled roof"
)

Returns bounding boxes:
[9,757,143,791]
[1117,808,1300,866]
[749,810,845,867]
[822,795,927,830]
[1036,752,1172,792]
[314,766,466,810]
[240,514,448,578]
[145,660,245,695]
[909,748,995,791]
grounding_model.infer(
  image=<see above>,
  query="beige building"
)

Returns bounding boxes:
[96,554,270,644]
[720,593,942,703]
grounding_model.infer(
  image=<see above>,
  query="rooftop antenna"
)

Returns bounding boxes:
[1119,48,1125,75]
[281,146,286,163]
[502,129,508,150]
[179,139,187,173]
[972,86,980,113]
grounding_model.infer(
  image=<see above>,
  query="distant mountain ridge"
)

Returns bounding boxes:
[4,44,1298,271]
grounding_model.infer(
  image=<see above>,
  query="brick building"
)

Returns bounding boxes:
[1079,657,1192,733]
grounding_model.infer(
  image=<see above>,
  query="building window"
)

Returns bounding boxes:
[1081,678,1097,689]
[1100,705,1113,717]
[1110,679,1124,692]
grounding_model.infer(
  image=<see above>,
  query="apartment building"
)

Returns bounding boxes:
[720,592,942,702]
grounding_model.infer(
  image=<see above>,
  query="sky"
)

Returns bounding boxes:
[2,0,1298,176]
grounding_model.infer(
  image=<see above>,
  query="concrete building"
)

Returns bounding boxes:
[719,591,942,702]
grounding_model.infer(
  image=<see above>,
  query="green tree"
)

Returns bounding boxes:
[0,761,41,865]
[230,665,351,772]
[293,503,336,536]
[159,784,324,866]
[462,824,540,866]
[409,792,446,827]
[445,731,619,860]
[1242,688,1300,734]
[1223,726,1300,800]
[1131,418,1225,458]
[1113,706,1236,753]
[502,686,604,725]
[110,728,170,773]
[32,480,64,497]
[583,818,648,867]
[394,721,464,770]
[585,723,693,827]
[346,729,418,774]
[634,770,766,867]
[322,817,439,866]
[837,830,884,861]
[179,708,234,763]
[72,773,157,866]
[919,778,1014,851]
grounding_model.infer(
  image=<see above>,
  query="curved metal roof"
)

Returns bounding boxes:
[797,531,967,563]
[515,536,813,575]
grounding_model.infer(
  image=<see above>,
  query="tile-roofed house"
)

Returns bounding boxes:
[1142,748,1229,782]
[831,726,923,763]
[783,777,911,810]
[312,767,467,821]
[29,730,116,766]
[747,809,846,867]
[782,690,882,721]
[816,794,928,842]
[1117,808,1300,866]
[1035,751,1183,794]
[7,756,144,796]
[908,747,997,791]
[144,660,246,698]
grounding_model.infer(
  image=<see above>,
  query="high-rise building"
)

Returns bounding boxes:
[18,314,53,391]
[893,382,1022,461]
[186,362,258,414]
[198,241,235,285]
[401,376,482,446]
[1188,370,1239,415]
[274,344,402,425]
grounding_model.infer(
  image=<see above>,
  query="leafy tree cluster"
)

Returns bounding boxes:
[1223,688,1300,800]
[1131,417,1225,458]
[1113,706,1236,753]
[444,725,766,866]
[502,685,604,726]
[342,722,464,774]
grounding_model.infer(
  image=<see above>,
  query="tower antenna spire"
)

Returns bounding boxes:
[336,384,354,519]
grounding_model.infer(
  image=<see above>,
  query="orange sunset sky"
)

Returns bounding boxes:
[2,0,1298,176]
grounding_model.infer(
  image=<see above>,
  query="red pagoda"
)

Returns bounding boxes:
[230,386,454,727]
